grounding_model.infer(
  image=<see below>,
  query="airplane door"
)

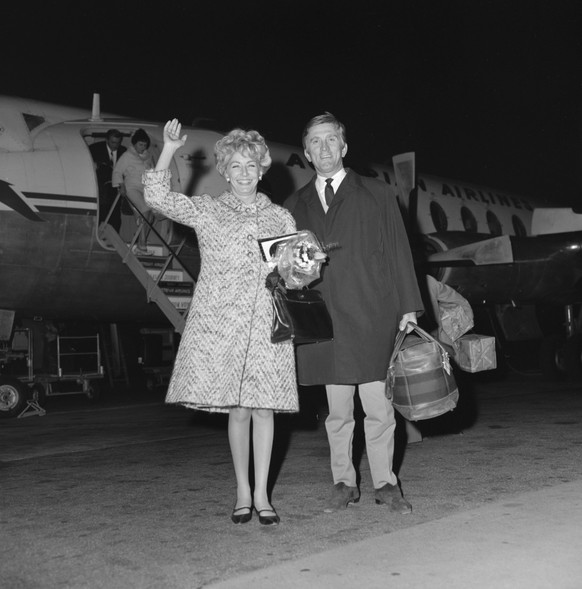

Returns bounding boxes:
[43,124,97,201]
[22,123,98,219]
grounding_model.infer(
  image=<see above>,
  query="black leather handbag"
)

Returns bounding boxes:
[270,285,333,344]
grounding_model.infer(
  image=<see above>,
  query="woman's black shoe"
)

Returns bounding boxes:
[255,506,280,526]
[231,506,252,524]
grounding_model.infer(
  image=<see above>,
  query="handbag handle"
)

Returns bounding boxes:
[389,321,452,373]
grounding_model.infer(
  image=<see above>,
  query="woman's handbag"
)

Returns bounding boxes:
[270,283,333,344]
[386,322,458,421]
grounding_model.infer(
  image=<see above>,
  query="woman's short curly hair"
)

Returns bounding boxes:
[214,129,272,177]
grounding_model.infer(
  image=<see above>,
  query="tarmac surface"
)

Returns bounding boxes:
[2,371,582,588]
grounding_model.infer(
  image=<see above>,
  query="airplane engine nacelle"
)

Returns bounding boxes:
[422,231,582,306]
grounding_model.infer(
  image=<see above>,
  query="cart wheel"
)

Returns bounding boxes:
[30,383,47,406]
[86,381,101,401]
[0,376,29,418]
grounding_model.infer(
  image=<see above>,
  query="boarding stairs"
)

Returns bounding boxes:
[98,195,196,335]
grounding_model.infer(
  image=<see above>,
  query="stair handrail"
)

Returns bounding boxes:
[99,190,195,287]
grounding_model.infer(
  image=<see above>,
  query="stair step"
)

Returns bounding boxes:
[146,269,185,282]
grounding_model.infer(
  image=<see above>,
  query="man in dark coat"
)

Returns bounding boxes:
[89,129,126,231]
[284,113,424,514]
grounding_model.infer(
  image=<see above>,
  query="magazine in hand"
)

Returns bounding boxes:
[257,232,299,262]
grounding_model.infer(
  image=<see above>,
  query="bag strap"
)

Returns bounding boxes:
[387,322,453,393]
[271,289,291,327]
[389,321,451,369]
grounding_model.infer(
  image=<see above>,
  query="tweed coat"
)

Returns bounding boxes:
[143,170,299,413]
[284,169,424,385]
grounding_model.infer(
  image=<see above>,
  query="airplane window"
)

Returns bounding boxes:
[486,210,502,236]
[22,113,45,132]
[512,215,527,237]
[460,206,478,233]
[430,201,448,232]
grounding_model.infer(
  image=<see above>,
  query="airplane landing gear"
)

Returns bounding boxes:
[539,334,582,381]
[539,334,567,380]
[564,334,582,381]
[539,304,582,382]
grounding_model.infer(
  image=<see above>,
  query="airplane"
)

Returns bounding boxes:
[1,93,581,416]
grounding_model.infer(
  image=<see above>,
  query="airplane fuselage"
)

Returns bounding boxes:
[0,95,580,325]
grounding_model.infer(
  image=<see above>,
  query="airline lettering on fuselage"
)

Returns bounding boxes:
[284,153,530,212]
[286,153,305,169]
[441,183,533,212]
[286,153,396,184]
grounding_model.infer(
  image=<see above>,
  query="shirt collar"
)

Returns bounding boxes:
[316,168,346,193]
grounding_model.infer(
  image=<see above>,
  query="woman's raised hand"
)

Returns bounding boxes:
[163,119,187,149]
[154,119,188,171]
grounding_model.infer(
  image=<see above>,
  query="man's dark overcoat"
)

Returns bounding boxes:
[89,141,127,228]
[284,169,423,385]
[89,141,126,186]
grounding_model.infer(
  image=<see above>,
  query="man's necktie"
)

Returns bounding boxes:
[325,178,335,206]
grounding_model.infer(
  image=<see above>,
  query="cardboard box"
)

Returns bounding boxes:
[454,334,497,372]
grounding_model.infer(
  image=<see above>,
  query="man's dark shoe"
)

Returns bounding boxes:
[374,483,412,514]
[324,483,359,513]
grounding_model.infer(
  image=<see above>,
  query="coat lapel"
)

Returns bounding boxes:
[303,176,324,215]
[332,168,359,203]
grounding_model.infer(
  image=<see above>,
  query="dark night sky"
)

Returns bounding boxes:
[4,0,582,205]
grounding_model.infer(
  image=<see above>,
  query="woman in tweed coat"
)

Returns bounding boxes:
[143,120,298,526]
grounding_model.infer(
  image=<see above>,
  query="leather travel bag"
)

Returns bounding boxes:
[386,322,459,421]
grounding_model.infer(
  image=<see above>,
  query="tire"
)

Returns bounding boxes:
[0,377,29,418]
[539,334,567,380]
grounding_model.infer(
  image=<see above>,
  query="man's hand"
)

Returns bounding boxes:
[399,312,417,333]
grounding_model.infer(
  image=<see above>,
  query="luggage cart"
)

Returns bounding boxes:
[0,328,104,418]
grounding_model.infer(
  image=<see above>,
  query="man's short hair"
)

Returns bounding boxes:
[302,112,347,148]
[105,129,123,140]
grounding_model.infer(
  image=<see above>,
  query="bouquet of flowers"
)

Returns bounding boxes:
[271,230,327,289]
